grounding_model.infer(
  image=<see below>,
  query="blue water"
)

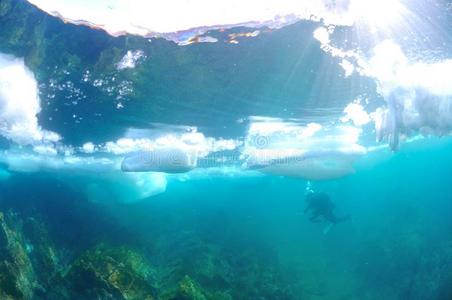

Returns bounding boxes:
[1,138,451,299]
[0,0,452,299]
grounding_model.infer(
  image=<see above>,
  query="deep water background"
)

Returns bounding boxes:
[1,138,452,299]
[0,0,452,299]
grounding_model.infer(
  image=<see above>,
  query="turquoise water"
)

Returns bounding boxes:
[0,0,452,299]
[1,138,451,299]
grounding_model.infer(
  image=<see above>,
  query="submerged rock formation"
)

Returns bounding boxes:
[65,244,157,300]
[0,211,62,299]
[163,275,208,300]
[0,212,36,299]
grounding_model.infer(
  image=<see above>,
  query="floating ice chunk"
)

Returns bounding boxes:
[339,59,354,77]
[255,148,364,180]
[128,172,167,199]
[313,27,330,44]
[0,149,167,202]
[341,103,371,126]
[121,148,198,173]
[84,172,167,203]
[102,127,240,158]
[104,138,154,155]
[82,142,95,153]
[0,149,118,173]
[0,53,60,145]
[243,117,366,180]
[365,40,452,149]
[33,144,58,156]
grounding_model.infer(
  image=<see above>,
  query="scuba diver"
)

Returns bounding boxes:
[304,192,351,228]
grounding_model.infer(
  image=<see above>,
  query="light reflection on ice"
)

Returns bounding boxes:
[27,0,408,44]
[1,0,451,202]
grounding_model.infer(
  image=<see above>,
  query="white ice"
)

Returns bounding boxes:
[121,148,198,173]
[242,118,366,180]
[364,41,452,149]
[0,53,60,145]
[26,0,406,43]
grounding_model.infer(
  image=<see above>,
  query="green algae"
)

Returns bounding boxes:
[0,212,38,300]
[164,275,208,300]
[66,244,156,300]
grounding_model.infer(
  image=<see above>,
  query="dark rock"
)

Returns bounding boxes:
[66,243,157,300]
[0,212,36,300]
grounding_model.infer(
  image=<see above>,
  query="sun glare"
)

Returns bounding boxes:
[350,0,406,31]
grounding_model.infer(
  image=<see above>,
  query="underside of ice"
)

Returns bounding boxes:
[366,41,452,150]
[121,148,198,173]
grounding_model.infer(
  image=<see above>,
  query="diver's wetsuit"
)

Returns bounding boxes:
[304,192,350,224]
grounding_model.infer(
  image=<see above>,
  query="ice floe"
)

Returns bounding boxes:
[0,54,60,145]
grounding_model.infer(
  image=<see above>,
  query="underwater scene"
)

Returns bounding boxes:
[0,0,452,299]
